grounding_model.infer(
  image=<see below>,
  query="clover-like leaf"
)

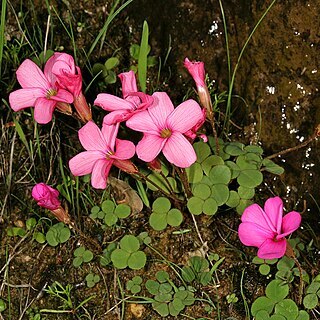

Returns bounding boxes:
[156,271,170,283]
[274,299,298,319]
[211,184,229,206]
[120,235,140,253]
[149,212,167,230]
[266,280,289,303]
[251,296,274,316]
[146,279,160,295]
[209,165,231,184]
[127,251,146,270]
[101,200,115,213]
[186,162,203,183]
[111,249,130,269]
[187,197,204,215]
[237,169,263,188]
[226,191,240,208]
[167,209,183,227]
[193,141,211,163]
[193,183,211,200]
[202,198,218,215]
[238,186,255,200]
[303,293,318,309]
[153,197,171,213]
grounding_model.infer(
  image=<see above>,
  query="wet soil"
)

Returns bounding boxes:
[1,0,320,319]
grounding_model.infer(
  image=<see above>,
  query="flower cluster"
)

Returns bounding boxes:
[10,53,209,189]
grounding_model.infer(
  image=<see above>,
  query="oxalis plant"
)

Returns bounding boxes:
[7,17,318,318]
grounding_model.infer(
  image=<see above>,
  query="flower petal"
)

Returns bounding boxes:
[113,139,135,160]
[280,211,301,237]
[257,238,287,259]
[148,92,174,128]
[241,203,274,232]
[9,88,44,111]
[69,151,105,176]
[264,196,283,234]
[126,110,160,134]
[118,70,138,97]
[91,159,112,189]
[78,121,107,152]
[103,110,131,125]
[162,132,197,168]
[17,59,50,90]
[101,123,119,151]
[51,89,74,103]
[136,134,166,162]
[94,94,133,111]
[238,222,274,248]
[34,98,56,124]
[167,99,203,133]
[44,53,60,84]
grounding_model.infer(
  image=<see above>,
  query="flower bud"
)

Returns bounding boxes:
[32,183,61,210]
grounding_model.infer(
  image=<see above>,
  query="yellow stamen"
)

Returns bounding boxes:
[46,88,57,99]
[160,128,172,138]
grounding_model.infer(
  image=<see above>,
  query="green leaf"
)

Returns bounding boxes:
[202,198,218,215]
[159,283,172,294]
[259,264,270,275]
[92,63,106,77]
[138,21,149,92]
[266,280,289,303]
[193,141,211,163]
[82,250,93,263]
[237,169,263,188]
[114,204,131,218]
[306,281,320,294]
[169,298,185,316]
[146,279,160,295]
[225,161,241,179]
[224,144,246,156]
[274,299,298,319]
[190,256,209,273]
[127,251,146,270]
[236,155,257,170]
[181,266,196,282]
[147,55,158,67]
[74,247,86,256]
[111,249,130,269]
[105,57,119,70]
[186,162,203,183]
[202,155,224,175]
[34,232,46,244]
[277,256,295,271]
[226,191,240,208]
[73,256,83,267]
[238,186,255,200]
[152,301,169,317]
[255,310,270,320]
[245,145,264,155]
[46,229,59,246]
[236,199,252,214]
[59,227,70,243]
[149,212,167,230]
[104,212,118,226]
[156,271,170,283]
[270,315,286,320]
[303,293,318,309]
[199,271,211,285]
[251,296,274,316]
[209,165,232,184]
[26,218,37,230]
[245,152,262,164]
[262,159,285,175]
[129,44,140,60]
[101,200,115,213]
[133,276,143,285]
[147,172,177,192]
[187,197,204,215]
[296,310,310,320]
[91,205,100,215]
[0,299,7,312]
[120,235,140,253]
[167,209,183,227]
[210,184,230,206]
[152,197,171,213]
[193,183,211,200]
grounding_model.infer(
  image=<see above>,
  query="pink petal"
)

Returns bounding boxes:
[17,59,50,90]
[167,99,203,133]
[94,94,133,111]
[113,139,135,160]
[257,238,287,259]
[44,53,60,83]
[118,70,138,97]
[241,204,274,232]
[238,222,274,247]
[91,159,112,189]
[78,121,107,151]
[136,134,166,162]
[69,151,105,176]
[279,211,301,238]
[162,132,197,168]
[184,58,206,87]
[126,110,160,134]
[148,92,174,128]
[9,88,44,111]
[264,196,283,234]
[101,122,119,151]
[103,110,132,125]
[51,89,74,103]
[34,98,56,124]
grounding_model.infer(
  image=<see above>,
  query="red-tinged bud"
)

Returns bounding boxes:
[113,159,138,174]
[55,102,73,115]
[147,158,162,172]
[51,206,71,224]
[32,183,61,210]
[74,92,92,123]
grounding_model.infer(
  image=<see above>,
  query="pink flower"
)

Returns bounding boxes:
[32,183,61,210]
[126,92,203,168]
[94,70,153,125]
[184,108,207,142]
[9,59,74,124]
[69,121,136,189]
[184,58,212,119]
[238,196,301,259]
[48,52,92,122]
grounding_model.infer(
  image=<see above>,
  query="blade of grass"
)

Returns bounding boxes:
[87,0,134,59]
[0,0,7,78]
[222,0,277,133]
[138,21,149,93]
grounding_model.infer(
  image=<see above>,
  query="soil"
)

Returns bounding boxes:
[1,0,320,319]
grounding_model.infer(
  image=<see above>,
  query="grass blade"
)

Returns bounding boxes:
[138,20,149,93]
[0,0,7,78]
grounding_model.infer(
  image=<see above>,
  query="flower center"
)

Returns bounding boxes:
[46,88,57,99]
[106,150,114,159]
[160,128,172,138]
